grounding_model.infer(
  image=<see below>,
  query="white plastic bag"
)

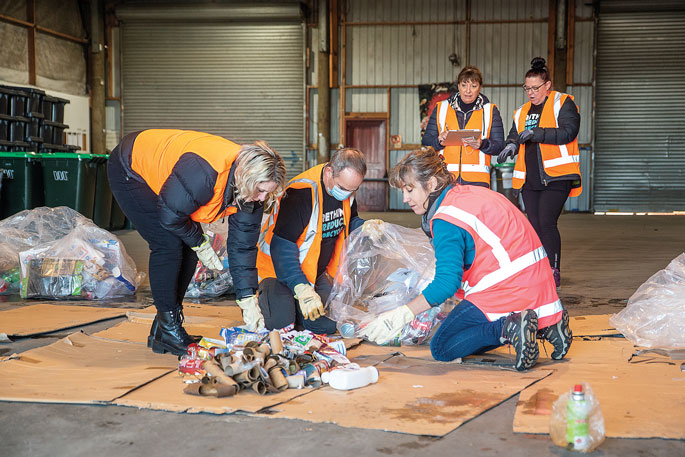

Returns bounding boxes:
[610,252,685,349]
[549,382,605,453]
[184,229,234,298]
[328,222,449,345]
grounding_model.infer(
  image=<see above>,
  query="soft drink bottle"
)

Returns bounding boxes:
[566,384,591,451]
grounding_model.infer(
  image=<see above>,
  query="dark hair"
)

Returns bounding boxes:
[457,66,483,86]
[525,57,550,82]
[389,147,454,194]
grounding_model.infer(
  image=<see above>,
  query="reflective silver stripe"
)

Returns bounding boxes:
[513,170,526,180]
[437,101,449,132]
[295,178,320,265]
[461,164,490,173]
[552,92,563,125]
[513,106,523,131]
[481,103,492,139]
[462,246,547,296]
[446,163,460,172]
[434,206,511,266]
[485,299,563,321]
[257,202,279,256]
[543,154,579,168]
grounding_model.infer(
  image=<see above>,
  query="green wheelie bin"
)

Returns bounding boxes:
[92,154,112,229]
[40,152,98,219]
[0,151,44,219]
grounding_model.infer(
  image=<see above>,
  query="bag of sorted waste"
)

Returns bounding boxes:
[0,206,142,299]
[184,222,233,298]
[328,221,450,345]
[549,382,605,453]
[609,252,685,350]
[184,228,234,298]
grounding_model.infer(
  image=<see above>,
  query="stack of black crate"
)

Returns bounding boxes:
[0,85,78,153]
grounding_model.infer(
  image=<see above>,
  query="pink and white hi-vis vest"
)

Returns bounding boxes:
[430,185,562,328]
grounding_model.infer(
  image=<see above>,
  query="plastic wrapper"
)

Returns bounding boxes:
[184,227,234,298]
[550,383,605,453]
[609,252,685,350]
[3,208,144,300]
[328,221,450,345]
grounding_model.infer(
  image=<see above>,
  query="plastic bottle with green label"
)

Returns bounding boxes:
[566,384,591,451]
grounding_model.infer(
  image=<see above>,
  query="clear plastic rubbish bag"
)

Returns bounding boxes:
[10,209,143,300]
[328,221,449,345]
[184,229,234,298]
[609,252,685,350]
[550,383,605,453]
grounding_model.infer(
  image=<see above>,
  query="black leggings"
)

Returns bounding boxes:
[107,147,198,312]
[522,187,569,271]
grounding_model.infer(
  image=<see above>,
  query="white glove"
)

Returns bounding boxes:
[191,234,224,271]
[360,305,415,345]
[236,295,264,331]
[293,283,325,321]
[360,219,385,242]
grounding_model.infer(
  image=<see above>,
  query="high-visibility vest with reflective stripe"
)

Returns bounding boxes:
[430,185,562,328]
[131,129,240,223]
[256,164,352,285]
[435,100,495,186]
[511,91,582,197]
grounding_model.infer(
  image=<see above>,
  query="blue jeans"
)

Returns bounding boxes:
[430,299,506,361]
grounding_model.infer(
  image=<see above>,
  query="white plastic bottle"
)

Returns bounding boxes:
[321,366,379,390]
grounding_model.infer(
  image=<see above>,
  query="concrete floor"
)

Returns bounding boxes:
[1,212,684,457]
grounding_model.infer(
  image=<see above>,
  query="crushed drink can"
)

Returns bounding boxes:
[178,357,205,376]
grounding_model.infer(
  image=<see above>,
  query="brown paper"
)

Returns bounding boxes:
[0,304,126,338]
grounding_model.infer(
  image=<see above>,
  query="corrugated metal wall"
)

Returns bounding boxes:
[119,5,305,179]
[594,8,685,211]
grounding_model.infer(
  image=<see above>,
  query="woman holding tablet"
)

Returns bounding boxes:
[421,66,505,187]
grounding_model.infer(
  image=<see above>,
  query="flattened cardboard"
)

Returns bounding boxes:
[0,304,126,338]
[93,320,227,345]
[513,338,685,439]
[0,332,176,403]
[134,303,244,321]
[570,314,619,336]
[113,371,317,414]
[260,355,550,436]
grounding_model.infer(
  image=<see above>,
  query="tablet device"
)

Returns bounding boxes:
[443,129,481,146]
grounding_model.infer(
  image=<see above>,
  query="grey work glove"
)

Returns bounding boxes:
[497,143,518,164]
[191,234,224,271]
[517,129,535,144]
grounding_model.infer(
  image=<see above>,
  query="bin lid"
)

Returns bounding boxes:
[39,152,106,159]
[0,151,41,158]
[492,162,515,169]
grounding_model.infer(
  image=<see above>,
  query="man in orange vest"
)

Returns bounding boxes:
[255,148,369,334]
[108,130,286,356]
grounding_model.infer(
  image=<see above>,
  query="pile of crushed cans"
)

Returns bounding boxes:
[179,326,354,398]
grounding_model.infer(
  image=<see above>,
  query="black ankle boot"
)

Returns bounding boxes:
[150,308,195,356]
[177,304,202,344]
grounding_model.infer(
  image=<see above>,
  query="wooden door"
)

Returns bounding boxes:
[344,118,387,211]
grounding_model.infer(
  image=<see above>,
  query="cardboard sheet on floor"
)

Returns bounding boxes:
[513,338,685,439]
[113,371,318,414]
[0,332,177,403]
[134,303,244,322]
[570,314,619,336]
[113,352,394,414]
[93,320,227,345]
[258,355,551,436]
[0,304,126,338]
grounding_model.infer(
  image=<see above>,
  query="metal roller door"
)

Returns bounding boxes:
[594,3,685,211]
[118,5,305,178]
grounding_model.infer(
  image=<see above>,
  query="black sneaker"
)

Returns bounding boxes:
[501,310,539,371]
[538,309,572,360]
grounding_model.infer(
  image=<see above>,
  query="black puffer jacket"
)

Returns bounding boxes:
[116,131,262,299]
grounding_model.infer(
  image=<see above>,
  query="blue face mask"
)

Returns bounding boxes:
[330,185,352,201]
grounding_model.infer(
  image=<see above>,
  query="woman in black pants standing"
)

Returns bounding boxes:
[498,58,581,288]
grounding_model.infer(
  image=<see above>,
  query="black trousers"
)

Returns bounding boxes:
[258,275,337,335]
[522,187,569,271]
[107,149,198,312]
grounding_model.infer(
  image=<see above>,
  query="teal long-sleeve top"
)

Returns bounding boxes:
[421,189,476,306]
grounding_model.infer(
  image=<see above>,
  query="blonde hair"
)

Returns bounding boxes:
[234,140,287,208]
[389,147,454,193]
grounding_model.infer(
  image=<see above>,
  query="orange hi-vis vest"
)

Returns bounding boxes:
[435,100,495,186]
[511,91,582,197]
[130,129,240,223]
[430,185,562,328]
[256,164,352,285]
